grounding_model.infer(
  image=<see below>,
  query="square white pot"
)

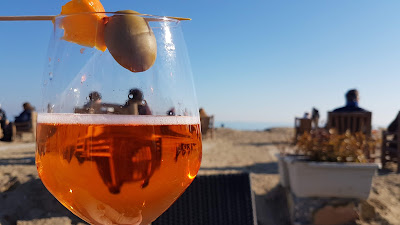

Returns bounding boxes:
[284,157,378,200]
[277,154,290,188]
[277,154,308,188]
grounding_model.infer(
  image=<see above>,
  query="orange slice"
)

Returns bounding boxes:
[60,0,107,51]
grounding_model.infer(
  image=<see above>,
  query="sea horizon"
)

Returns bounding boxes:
[214,120,387,131]
[214,121,292,131]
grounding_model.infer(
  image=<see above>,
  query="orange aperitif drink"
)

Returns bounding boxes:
[36,114,201,225]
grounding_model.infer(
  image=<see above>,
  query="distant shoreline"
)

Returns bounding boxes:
[214,121,387,131]
[214,121,291,131]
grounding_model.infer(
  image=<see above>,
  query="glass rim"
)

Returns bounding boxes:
[55,11,185,23]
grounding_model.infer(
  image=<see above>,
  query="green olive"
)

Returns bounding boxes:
[104,10,157,72]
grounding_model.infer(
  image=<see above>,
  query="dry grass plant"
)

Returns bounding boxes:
[295,128,379,163]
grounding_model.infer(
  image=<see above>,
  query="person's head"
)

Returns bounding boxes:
[128,89,144,101]
[167,107,176,116]
[89,91,102,102]
[23,102,34,111]
[345,89,359,104]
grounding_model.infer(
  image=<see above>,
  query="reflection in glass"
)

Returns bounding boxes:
[74,88,153,115]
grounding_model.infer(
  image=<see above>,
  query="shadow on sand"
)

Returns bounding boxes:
[377,163,399,175]
[254,185,291,225]
[201,162,278,174]
[0,178,86,225]
[0,157,35,166]
[238,141,292,147]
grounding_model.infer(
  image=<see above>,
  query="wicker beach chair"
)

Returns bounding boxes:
[13,111,37,141]
[326,111,372,136]
[381,112,400,173]
[153,173,257,225]
[200,115,215,139]
[326,111,373,159]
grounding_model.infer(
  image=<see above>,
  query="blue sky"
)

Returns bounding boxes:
[1,0,400,128]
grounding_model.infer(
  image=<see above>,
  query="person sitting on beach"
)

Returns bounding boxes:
[83,91,103,114]
[0,104,7,131]
[311,107,320,128]
[124,88,152,115]
[332,89,368,112]
[0,120,13,142]
[167,107,176,116]
[303,112,310,119]
[15,102,35,124]
[0,105,12,142]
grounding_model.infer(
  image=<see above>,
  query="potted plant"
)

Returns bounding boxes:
[283,129,379,200]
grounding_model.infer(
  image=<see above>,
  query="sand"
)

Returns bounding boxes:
[0,128,399,225]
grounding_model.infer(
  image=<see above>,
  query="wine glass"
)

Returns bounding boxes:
[36,12,202,225]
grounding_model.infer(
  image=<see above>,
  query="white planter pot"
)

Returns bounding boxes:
[277,154,308,188]
[285,157,378,200]
[277,154,290,188]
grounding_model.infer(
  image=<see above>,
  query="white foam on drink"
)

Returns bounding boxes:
[38,113,200,125]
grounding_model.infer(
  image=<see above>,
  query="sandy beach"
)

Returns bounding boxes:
[0,128,399,225]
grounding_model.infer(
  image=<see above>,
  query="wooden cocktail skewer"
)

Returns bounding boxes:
[0,16,55,21]
[0,15,191,21]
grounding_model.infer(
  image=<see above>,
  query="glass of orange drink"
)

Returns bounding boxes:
[36,10,201,225]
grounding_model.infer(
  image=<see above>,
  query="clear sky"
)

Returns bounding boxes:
[1,0,400,128]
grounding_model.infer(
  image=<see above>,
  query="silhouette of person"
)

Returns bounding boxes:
[0,119,12,142]
[332,89,368,112]
[0,104,7,131]
[125,89,152,115]
[0,105,11,141]
[311,107,320,128]
[15,102,35,123]
[47,103,54,113]
[167,107,175,116]
[84,91,102,114]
